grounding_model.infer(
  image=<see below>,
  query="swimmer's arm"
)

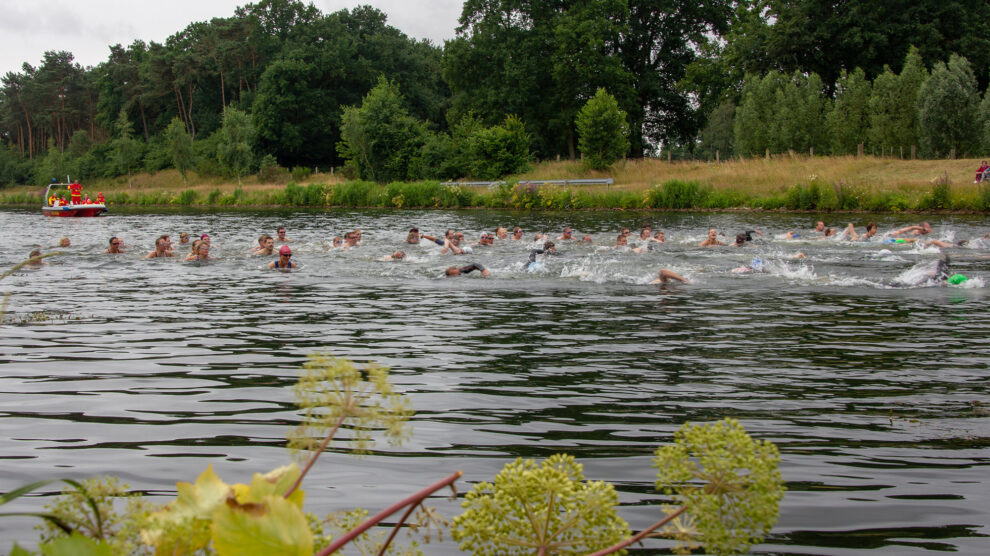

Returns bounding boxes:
[267,261,276,268]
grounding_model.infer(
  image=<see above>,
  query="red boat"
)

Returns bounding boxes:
[42,180,107,217]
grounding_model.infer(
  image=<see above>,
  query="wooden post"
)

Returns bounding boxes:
[858,143,864,158]
[330,166,334,175]
[809,146,814,157]
[950,147,956,160]
[911,145,916,160]
[556,154,560,162]
[765,148,770,160]
[667,151,672,163]
[716,150,720,163]
[899,146,903,159]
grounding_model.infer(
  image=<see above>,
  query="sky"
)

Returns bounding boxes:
[0,0,465,77]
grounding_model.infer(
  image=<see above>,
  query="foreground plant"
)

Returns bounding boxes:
[454,418,784,556]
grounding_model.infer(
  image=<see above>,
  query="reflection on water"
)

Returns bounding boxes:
[1,208,988,553]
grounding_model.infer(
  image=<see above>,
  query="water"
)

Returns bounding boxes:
[1,207,988,553]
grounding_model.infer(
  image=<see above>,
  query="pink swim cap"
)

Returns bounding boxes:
[279,245,292,255]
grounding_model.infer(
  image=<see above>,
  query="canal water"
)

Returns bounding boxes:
[1,207,988,553]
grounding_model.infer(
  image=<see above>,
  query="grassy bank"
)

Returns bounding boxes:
[3,156,990,211]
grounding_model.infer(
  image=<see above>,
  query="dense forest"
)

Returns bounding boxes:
[2,0,990,186]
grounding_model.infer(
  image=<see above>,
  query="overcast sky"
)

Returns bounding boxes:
[0,0,464,77]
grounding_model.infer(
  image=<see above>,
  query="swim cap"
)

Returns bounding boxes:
[279,245,292,255]
[751,258,763,272]
[948,274,968,285]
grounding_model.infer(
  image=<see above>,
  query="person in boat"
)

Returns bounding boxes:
[251,234,275,255]
[68,182,83,205]
[83,194,92,204]
[275,226,292,243]
[381,250,406,261]
[699,228,725,247]
[48,194,57,206]
[445,262,490,277]
[105,237,124,254]
[96,192,105,204]
[185,242,214,262]
[268,245,294,269]
[58,197,68,206]
[975,160,989,183]
[650,269,689,284]
[146,236,173,258]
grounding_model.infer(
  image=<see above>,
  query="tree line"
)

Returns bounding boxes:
[2,0,990,187]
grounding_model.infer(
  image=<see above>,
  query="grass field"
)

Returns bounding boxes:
[2,155,989,211]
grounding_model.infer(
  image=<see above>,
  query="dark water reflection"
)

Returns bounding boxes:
[1,207,988,553]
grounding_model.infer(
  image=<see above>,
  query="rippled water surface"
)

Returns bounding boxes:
[1,207,988,553]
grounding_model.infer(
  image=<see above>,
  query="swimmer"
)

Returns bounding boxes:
[924,239,969,248]
[615,234,645,253]
[699,228,724,247]
[475,232,494,246]
[732,257,766,273]
[27,249,44,267]
[381,250,406,261]
[582,235,593,242]
[57,237,70,247]
[331,236,344,248]
[421,232,463,254]
[179,233,190,244]
[350,229,363,245]
[146,236,173,258]
[268,245,294,269]
[495,226,508,240]
[105,237,124,254]
[344,232,360,248]
[889,222,932,236]
[406,228,420,244]
[525,241,558,269]
[557,227,575,240]
[200,234,211,248]
[651,231,665,243]
[445,263,490,277]
[842,221,878,241]
[251,234,275,255]
[511,227,523,240]
[184,242,214,262]
[814,221,825,233]
[649,269,689,284]
[639,228,652,241]
[732,233,748,247]
[275,226,292,243]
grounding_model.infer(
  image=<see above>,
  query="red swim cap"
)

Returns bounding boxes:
[279,245,292,255]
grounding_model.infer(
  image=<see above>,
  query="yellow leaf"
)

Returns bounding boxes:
[232,463,305,508]
[142,464,232,552]
[212,495,313,556]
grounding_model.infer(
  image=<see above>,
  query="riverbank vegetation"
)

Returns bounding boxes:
[2,156,989,212]
[2,1,990,199]
[1,354,784,555]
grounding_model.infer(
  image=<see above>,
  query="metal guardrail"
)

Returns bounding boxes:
[441,178,614,188]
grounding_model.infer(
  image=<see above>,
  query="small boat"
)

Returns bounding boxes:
[42,179,107,217]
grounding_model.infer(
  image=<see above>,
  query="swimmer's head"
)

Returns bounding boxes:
[444,266,459,276]
[543,241,555,251]
[735,233,747,245]
[58,237,70,247]
[392,250,405,260]
[948,274,968,285]
[279,245,292,256]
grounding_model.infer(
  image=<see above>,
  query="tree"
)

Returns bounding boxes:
[734,72,784,156]
[337,76,426,183]
[980,89,990,153]
[770,71,828,154]
[576,88,629,170]
[111,108,143,186]
[216,107,254,183]
[826,68,872,155]
[165,116,195,184]
[467,115,532,179]
[698,100,736,159]
[917,54,981,158]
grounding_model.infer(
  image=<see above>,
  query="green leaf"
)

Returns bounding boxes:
[211,494,313,556]
[39,533,111,556]
[231,464,305,508]
[141,464,231,552]
[9,542,36,556]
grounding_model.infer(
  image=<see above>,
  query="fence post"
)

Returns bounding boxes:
[716,150,720,163]
[858,143,864,158]
[911,145,916,160]
[765,148,770,160]
[899,146,903,159]
[668,151,672,163]
[950,148,956,160]
[809,146,814,157]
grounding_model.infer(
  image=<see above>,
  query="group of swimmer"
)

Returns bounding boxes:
[26,218,985,285]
